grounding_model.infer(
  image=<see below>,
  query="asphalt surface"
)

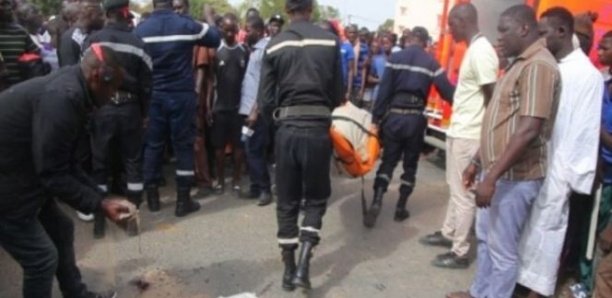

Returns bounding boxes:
[0,154,481,298]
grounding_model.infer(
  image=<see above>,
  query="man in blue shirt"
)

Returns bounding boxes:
[346,24,368,107]
[135,0,220,217]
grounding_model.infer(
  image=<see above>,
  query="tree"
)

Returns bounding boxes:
[378,18,394,33]
[318,5,340,21]
[190,0,235,20]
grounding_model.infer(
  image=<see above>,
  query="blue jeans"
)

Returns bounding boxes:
[470,179,543,298]
[143,91,196,189]
[245,118,271,194]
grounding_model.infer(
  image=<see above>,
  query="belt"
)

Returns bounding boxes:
[273,105,331,121]
[389,108,424,115]
[110,91,137,105]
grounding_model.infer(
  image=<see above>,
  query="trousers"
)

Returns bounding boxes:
[441,137,479,257]
[470,179,543,298]
[275,124,332,249]
[373,113,426,197]
[143,91,196,189]
[245,117,271,194]
[0,198,88,298]
[91,103,143,195]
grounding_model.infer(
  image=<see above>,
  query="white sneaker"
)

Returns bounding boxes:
[76,211,94,222]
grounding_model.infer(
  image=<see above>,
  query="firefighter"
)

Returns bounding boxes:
[84,0,152,238]
[364,27,454,228]
[134,0,220,217]
[258,0,343,291]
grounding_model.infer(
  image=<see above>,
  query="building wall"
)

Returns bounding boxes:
[394,0,445,39]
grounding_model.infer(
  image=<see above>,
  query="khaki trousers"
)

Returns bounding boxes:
[441,137,480,257]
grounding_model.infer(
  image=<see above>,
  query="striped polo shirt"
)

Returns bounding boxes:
[0,23,40,86]
[481,39,561,181]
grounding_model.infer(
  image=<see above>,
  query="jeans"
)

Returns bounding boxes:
[245,118,271,194]
[0,198,88,298]
[143,91,196,189]
[470,179,543,298]
[275,125,332,249]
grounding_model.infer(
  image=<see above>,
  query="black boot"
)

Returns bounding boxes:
[146,185,160,212]
[175,188,200,217]
[292,241,314,289]
[281,249,296,291]
[394,193,410,222]
[93,211,106,239]
[364,187,385,228]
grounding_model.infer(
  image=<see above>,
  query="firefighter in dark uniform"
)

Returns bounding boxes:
[364,27,454,228]
[83,0,152,238]
[0,45,133,298]
[258,0,343,291]
[134,0,220,217]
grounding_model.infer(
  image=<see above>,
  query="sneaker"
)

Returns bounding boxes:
[419,231,453,248]
[213,184,225,195]
[570,283,589,298]
[432,251,469,269]
[76,211,94,222]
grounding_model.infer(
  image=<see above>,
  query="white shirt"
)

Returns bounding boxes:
[239,37,269,115]
[446,35,499,139]
[549,48,603,194]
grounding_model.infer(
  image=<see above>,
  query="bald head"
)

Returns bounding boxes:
[448,2,479,43]
[81,45,124,107]
[449,3,478,25]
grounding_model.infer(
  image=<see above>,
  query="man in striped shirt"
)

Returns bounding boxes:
[448,5,561,298]
[0,0,40,89]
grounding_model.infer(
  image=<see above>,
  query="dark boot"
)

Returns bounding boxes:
[175,188,200,217]
[364,187,385,228]
[394,193,410,222]
[146,185,160,212]
[292,241,314,289]
[281,249,296,291]
[93,211,105,239]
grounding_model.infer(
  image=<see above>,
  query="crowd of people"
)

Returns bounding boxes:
[1,0,612,297]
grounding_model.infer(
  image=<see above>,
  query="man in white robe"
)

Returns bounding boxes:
[518,8,603,297]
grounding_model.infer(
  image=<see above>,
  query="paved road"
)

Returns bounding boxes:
[0,154,478,298]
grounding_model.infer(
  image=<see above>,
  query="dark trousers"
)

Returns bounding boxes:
[0,199,87,298]
[275,125,332,249]
[92,103,143,196]
[143,91,196,189]
[374,114,426,197]
[245,118,271,194]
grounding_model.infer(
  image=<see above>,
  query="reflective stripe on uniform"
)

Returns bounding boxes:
[377,174,390,182]
[127,182,144,191]
[142,23,209,44]
[176,170,195,176]
[267,39,336,55]
[93,42,153,70]
[278,238,299,245]
[98,184,108,192]
[400,180,414,188]
[300,226,320,234]
[386,62,443,78]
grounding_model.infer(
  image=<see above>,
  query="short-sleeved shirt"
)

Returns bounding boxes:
[447,35,499,140]
[370,53,387,100]
[0,23,40,86]
[481,39,560,181]
[352,41,369,89]
[239,37,269,116]
[340,42,355,87]
[213,41,247,112]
